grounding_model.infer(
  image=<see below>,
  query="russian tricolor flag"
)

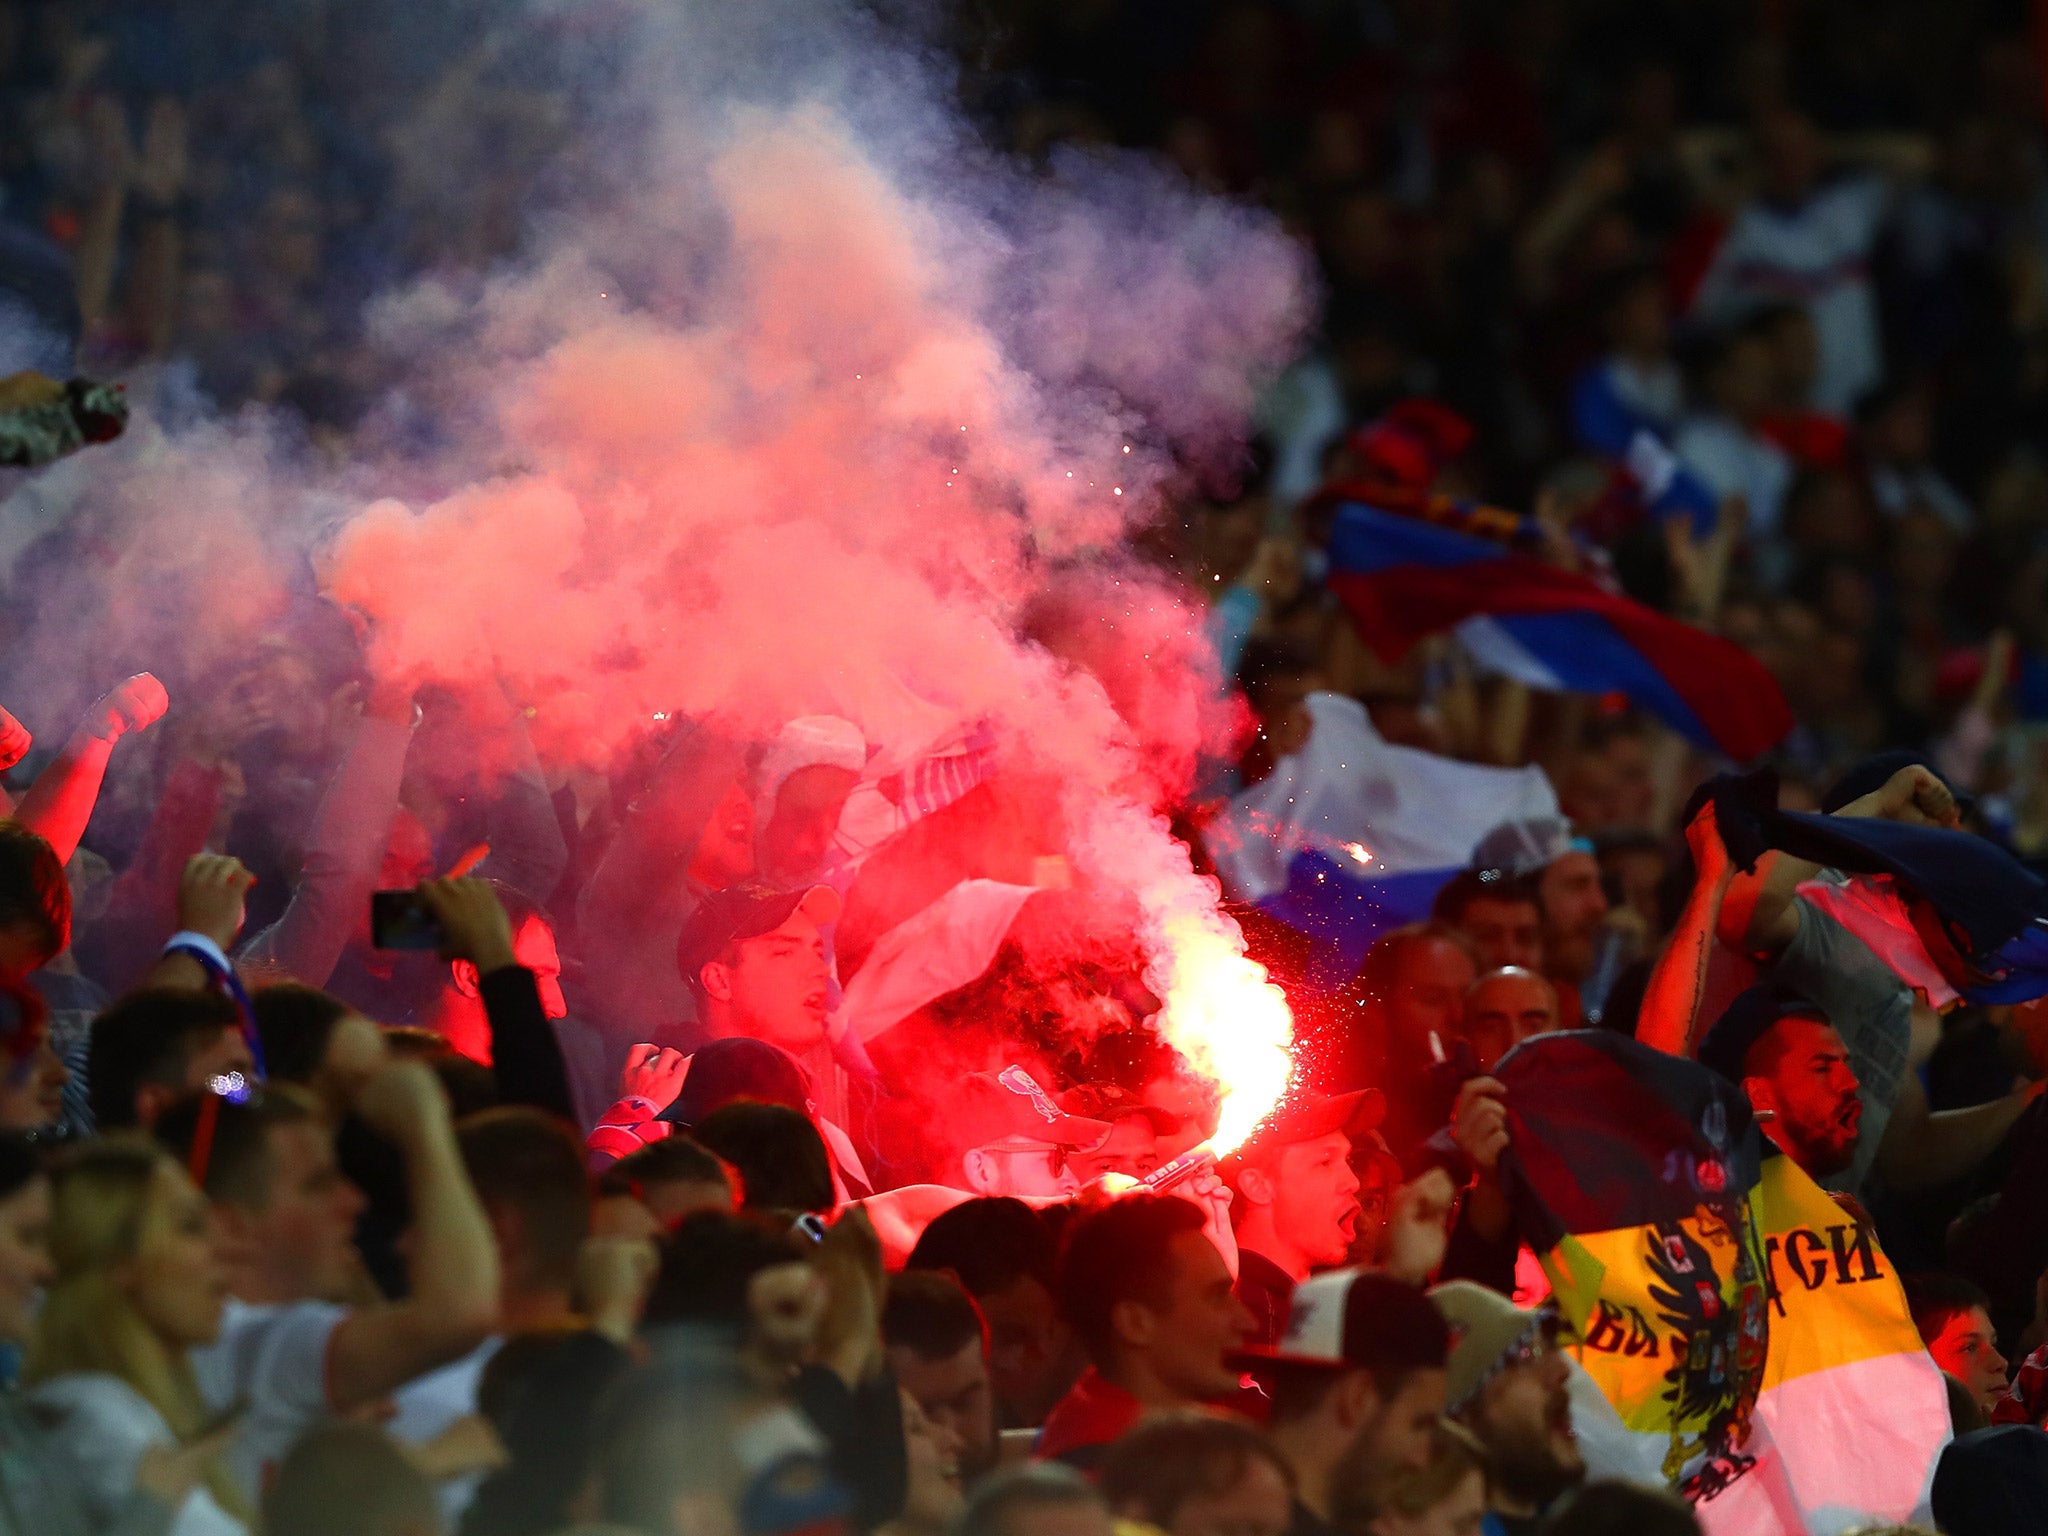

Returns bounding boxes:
[1325,499,1794,762]
[1213,693,1559,984]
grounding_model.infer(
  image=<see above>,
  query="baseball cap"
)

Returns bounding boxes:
[1058,1083,1183,1137]
[1695,984,1826,1085]
[950,1071,1113,1152]
[676,883,842,989]
[1430,1279,1560,1416]
[758,716,866,810]
[1233,1269,1450,1372]
[657,1037,812,1125]
[1226,1089,1386,1171]
[1470,817,1588,878]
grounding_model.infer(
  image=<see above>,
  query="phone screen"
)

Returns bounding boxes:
[369,890,444,951]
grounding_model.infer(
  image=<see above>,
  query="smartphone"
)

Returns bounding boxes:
[370,890,444,951]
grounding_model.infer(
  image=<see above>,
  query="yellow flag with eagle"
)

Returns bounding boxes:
[1496,1030,1948,1535]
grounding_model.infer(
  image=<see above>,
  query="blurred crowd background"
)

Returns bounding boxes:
[7,0,2048,826]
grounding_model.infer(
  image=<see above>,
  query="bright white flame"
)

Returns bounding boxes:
[1341,840,1373,867]
[1072,802,1294,1159]
[1151,916,1294,1155]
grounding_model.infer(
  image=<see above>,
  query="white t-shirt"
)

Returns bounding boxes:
[27,1373,246,1536]
[1693,175,1891,416]
[388,1336,502,1525]
[188,1297,345,1499]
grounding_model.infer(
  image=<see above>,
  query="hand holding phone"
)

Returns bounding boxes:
[370,890,444,951]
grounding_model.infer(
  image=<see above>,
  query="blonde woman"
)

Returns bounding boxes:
[25,1139,248,1536]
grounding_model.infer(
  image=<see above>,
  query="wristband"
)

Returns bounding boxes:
[164,931,230,973]
[161,932,266,1081]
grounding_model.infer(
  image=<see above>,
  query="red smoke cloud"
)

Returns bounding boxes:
[322,10,1312,1135]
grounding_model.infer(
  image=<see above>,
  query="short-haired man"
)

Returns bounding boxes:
[1059,1084,1178,1183]
[590,886,874,1191]
[672,882,873,1179]
[152,1061,499,1500]
[949,1074,1113,1201]
[1224,1091,1381,1345]
[90,989,257,1129]
[595,1135,734,1236]
[251,984,391,1120]
[1470,817,1609,1027]
[1100,1414,1293,1536]
[1906,1273,2009,1422]
[1460,968,1560,1076]
[1238,1270,1449,1536]
[1696,987,1865,1181]
[1641,766,2041,1199]
[1349,924,1477,1163]
[407,877,580,1126]
[1430,1282,1584,1535]
[908,1197,1081,1430]
[1038,1194,1253,1468]
[1432,869,1543,975]
[885,1270,1000,1487]
[679,882,841,1057]
[416,881,576,1094]
[391,1106,612,1524]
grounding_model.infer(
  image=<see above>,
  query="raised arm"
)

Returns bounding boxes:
[579,728,748,940]
[1637,800,1737,1058]
[12,674,168,862]
[75,758,226,993]
[1879,1071,2044,1192]
[1876,996,2044,1191]
[468,683,569,904]
[135,854,255,994]
[1720,764,1960,959]
[417,876,574,1120]
[324,1059,500,1410]
[234,682,415,986]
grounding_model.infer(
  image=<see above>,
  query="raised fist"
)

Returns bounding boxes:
[88,674,169,744]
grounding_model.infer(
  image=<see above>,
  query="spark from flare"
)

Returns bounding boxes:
[1341,840,1374,866]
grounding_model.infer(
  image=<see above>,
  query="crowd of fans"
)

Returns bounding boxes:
[2,1,2048,1536]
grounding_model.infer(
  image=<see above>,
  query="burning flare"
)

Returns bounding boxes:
[1072,799,1295,1172]
[1151,915,1295,1157]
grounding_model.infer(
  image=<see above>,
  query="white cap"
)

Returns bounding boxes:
[1470,816,1579,877]
[758,716,866,806]
[1265,1268,1354,1363]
